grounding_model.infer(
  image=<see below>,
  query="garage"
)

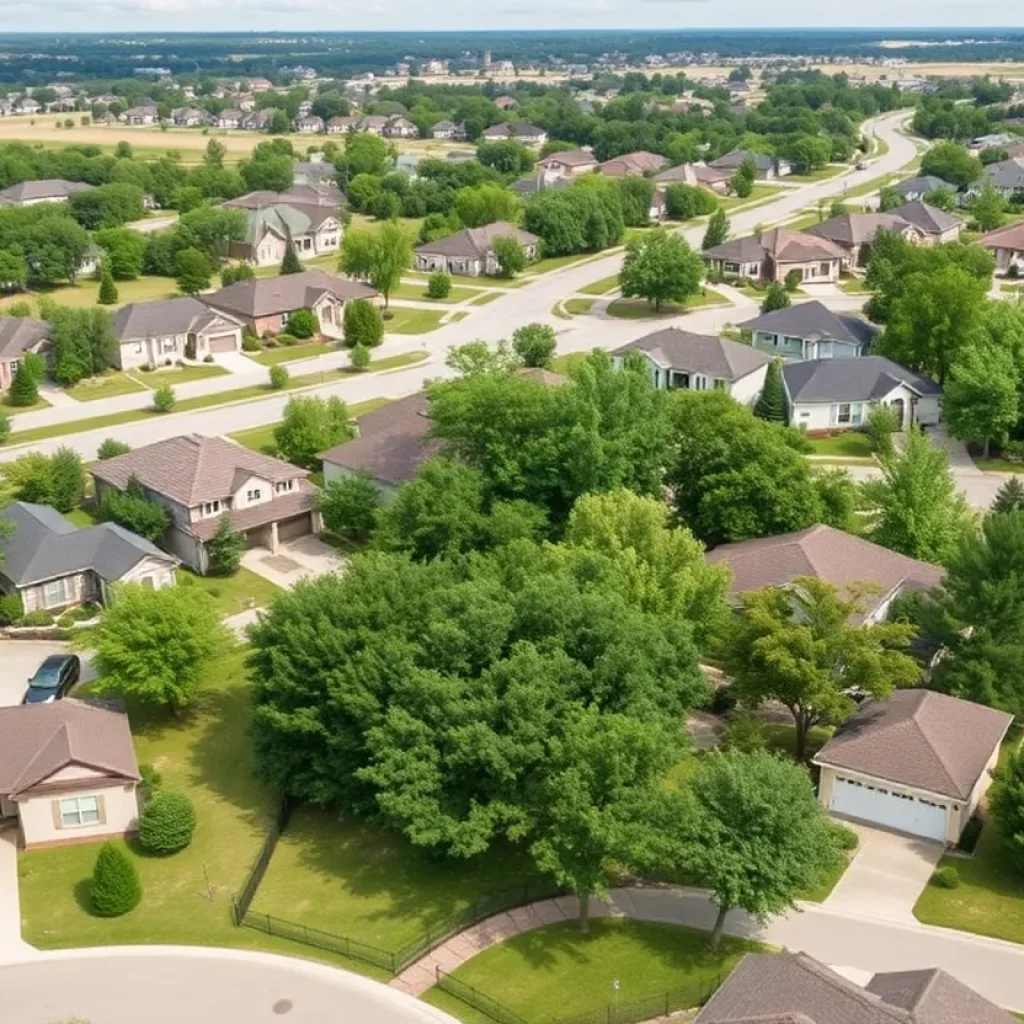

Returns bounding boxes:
[277,513,313,543]
[830,776,947,842]
[207,332,239,354]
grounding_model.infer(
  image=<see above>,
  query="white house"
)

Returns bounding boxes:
[738,301,879,361]
[111,298,243,370]
[979,221,1024,277]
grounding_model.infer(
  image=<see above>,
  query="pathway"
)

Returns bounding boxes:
[0,833,37,964]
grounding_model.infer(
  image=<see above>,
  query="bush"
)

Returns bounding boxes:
[1001,440,1024,464]
[427,272,451,299]
[286,308,318,339]
[0,594,24,626]
[720,714,767,753]
[139,762,163,795]
[831,823,859,852]
[276,333,298,347]
[269,365,289,390]
[710,686,736,714]
[241,330,261,353]
[343,298,384,349]
[90,842,142,916]
[138,790,197,855]
[784,269,804,293]
[152,385,176,413]
[959,816,983,853]
[203,354,215,363]
[17,610,54,627]
[930,865,960,889]
[349,343,371,371]
[97,438,132,460]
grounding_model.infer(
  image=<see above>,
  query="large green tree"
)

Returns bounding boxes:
[944,340,1019,457]
[753,360,787,423]
[274,395,355,470]
[619,230,705,311]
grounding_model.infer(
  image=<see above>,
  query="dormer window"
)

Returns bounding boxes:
[275,480,295,494]
[203,501,220,516]
[247,488,263,502]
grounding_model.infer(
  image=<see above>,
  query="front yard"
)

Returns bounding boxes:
[805,432,874,460]
[382,307,447,334]
[176,567,281,616]
[0,275,178,312]
[578,275,620,296]
[606,289,729,319]
[251,341,337,366]
[65,372,148,403]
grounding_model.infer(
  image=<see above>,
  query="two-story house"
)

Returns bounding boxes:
[738,301,879,361]
[430,120,467,141]
[90,435,322,573]
[111,298,244,370]
[535,149,600,185]
[223,187,343,267]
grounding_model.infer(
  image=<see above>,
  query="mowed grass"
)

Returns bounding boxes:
[228,397,392,455]
[805,432,874,459]
[606,289,729,319]
[578,275,620,296]
[718,185,784,211]
[65,372,148,403]
[251,804,544,952]
[423,920,755,1024]
[564,298,596,315]
[382,307,447,334]
[787,165,848,183]
[389,281,483,304]
[0,275,177,312]
[2,394,51,414]
[177,567,282,616]
[135,364,229,386]
[250,341,337,366]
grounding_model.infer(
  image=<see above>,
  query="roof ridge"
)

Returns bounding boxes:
[11,721,71,793]
[787,953,910,1022]
[911,692,965,797]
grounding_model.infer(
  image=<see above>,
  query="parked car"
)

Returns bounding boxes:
[23,653,81,704]
[855,161,867,170]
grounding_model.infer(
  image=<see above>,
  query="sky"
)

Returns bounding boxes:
[0,0,1022,35]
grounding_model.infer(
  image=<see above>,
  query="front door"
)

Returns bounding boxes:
[889,398,906,430]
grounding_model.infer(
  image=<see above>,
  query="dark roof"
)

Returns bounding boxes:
[982,157,1024,191]
[807,212,916,247]
[696,951,1016,1024]
[0,317,50,362]
[416,222,539,259]
[738,301,879,348]
[709,148,775,172]
[815,689,1013,800]
[91,434,308,507]
[319,393,441,487]
[539,149,597,168]
[703,235,770,262]
[204,271,375,320]
[706,524,944,619]
[613,328,770,381]
[890,175,954,197]
[112,298,237,342]
[888,202,963,236]
[0,502,176,588]
[0,699,140,797]
[0,179,94,203]
[704,229,845,264]
[782,356,941,404]
[979,221,1024,251]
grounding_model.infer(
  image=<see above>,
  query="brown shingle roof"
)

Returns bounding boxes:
[90,434,308,508]
[416,222,539,259]
[204,271,375,320]
[0,699,140,796]
[806,212,915,247]
[979,221,1024,251]
[598,150,669,177]
[866,969,1016,1024]
[0,317,50,363]
[814,689,1012,800]
[188,487,316,540]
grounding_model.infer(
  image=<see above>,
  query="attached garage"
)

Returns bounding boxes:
[277,513,313,543]
[829,776,947,843]
[207,332,239,354]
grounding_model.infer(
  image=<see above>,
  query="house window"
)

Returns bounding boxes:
[275,480,294,494]
[203,500,220,516]
[713,379,726,390]
[60,795,99,828]
[837,403,852,425]
[247,488,263,502]
[43,578,68,609]
[819,263,831,276]
[724,261,740,274]
[162,338,176,353]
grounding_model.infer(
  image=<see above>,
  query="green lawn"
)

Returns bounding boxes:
[389,282,483,304]
[838,278,872,296]
[806,432,874,459]
[735,284,807,300]
[761,721,834,761]
[251,341,337,366]
[423,919,754,1024]
[525,253,604,276]
[383,307,447,334]
[607,289,729,319]
[564,298,596,315]
[135,364,229,386]
[787,165,847,183]
[65,372,148,403]
[0,275,177,312]
[785,210,823,231]
[229,397,392,455]
[975,457,1024,474]
[177,567,282,616]
[2,394,51,414]
[63,508,98,528]
[550,353,590,375]
[719,185,784,211]
[251,804,543,952]
[578,275,620,296]
[468,290,503,306]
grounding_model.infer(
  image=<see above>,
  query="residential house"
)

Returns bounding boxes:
[238,94,257,113]
[695,950,1015,1023]
[970,131,1020,154]
[979,220,1024,276]
[320,392,442,501]
[294,114,325,133]
[652,162,731,193]
[431,120,467,141]
[970,156,1024,202]
[536,149,599,184]
[204,270,376,340]
[703,228,846,284]
[414,222,540,277]
[171,107,208,127]
[493,96,519,110]
[806,211,928,267]
[597,150,669,178]
[248,78,273,93]
[706,523,944,625]
[293,161,337,187]
[0,502,178,615]
[0,99,13,117]
[242,109,277,132]
[385,116,418,138]
[91,434,321,572]
[111,298,243,370]
[14,98,41,115]
[888,174,955,202]
[783,355,942,432]
[0,179,94,207]
[480,122,548,146]
[327,115,362,134]
[710,147,792,180]
[0,317,50,392]
[122,104,158,126]
[888,201,964,243]
[359,115,390,136]
[738,301,878,361]
[815,690,1012,844]
[216,109,244,129]
[223,187,343,267]
[611,328,771,404]
[0,700,142,850]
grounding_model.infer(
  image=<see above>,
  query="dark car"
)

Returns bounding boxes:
[23,653,81,705]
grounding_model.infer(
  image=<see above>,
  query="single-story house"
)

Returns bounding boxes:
[90,434,321,573]
[320,392,442,501]
[703,228,846,284]
[122,104,158,125]
[597,151,669,178]
[493,96,519,110]
[536,149,599,184]
[204,270,377,340]
[979,221,1024,276]
[696,949,1016,1023]
[0,179,94,207]
[971,131,1020,154]
[480,122,548,146]
[783,355,942,432]
[414,222,539,278]
[385,116,418,139]
[966,156,1024,202]
[709,147,792,180]
[171,107,208,127]
[705,523,944,625]
[293,161,338,188]
[806,211,927,267]
[430,120,467,141]
[294,115,325,133]
[111,298,244,369]
[814,689,1012,844]
[0,699,142,850]
[326,115,361,135]
[0,502,178,614]
[738,300,878,361]
[611,328,771,404]
[223,187,342,267]
[216,110,244,129]
[0,317,51,392]
[652,162,731,193]
[888,200,964,243]
[888,174,955,203]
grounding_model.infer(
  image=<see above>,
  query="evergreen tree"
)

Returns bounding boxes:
[761,282,791,314]
[702,209,729,251]
[206,516,246,576]
[993,477,1024,516]
[7,362,39,407]
[753,361,787,423]
[98,265,118,305]
[90,842,142,917]
[280,238,303,275]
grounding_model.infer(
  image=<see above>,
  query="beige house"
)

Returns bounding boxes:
[536,149,599,184]
[0,700,141,850]
[979,221,1024,277]
[806,211,928,268]
[703,228,846,284]
[111,298,244,369]
[414,222,539,277]
[224,187,343,268]
[0,317,50,392]
[814,689,1012,845]
[0,179,94,207]
[90,434,321,573]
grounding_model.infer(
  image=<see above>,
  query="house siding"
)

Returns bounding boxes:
[18,779,139,849]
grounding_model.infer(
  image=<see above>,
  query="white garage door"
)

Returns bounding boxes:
[831,776,947,842]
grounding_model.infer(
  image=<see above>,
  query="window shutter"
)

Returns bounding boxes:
[51,800,62,830]
[96,794,107,825]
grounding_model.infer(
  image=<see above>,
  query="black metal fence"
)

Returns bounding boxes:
[547,976,724,1024]
[436,968,531,1024]
[230,795,291,926]
[243,911,400,972]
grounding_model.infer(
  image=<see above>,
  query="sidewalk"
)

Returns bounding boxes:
[0,832,37,964]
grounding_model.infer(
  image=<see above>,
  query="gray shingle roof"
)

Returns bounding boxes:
[613,328,771,381]
[890,175,954,197]
[782,356,941,404]
[111,298,236,342]
[806,212,915,247]
[540,149,598,169]
[982,157,1024,191]
[0,502,176,588]
[888,201,963,236]
[709,148,775,172]
[738,301,879,348]
[0,317,51,362]
[866,969,1016,1024]
[416,222,539,259]
[0,179,94,203]
[814,689,1012,800]
[204,271,375,320]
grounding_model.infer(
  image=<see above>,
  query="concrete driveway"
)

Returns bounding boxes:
[242,535,343,589]
[0,640,95,708]
[822,823,943,924]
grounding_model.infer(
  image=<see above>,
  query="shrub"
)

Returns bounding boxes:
[90,842,142,916]
[0,594,24,625]
[7,362,40,407]
[241,330,261,353]
[138,790,197,855]
[276,333,298,347]
[349,343,371,371]
[831,823,859,852]
[930,865,960,889]
[17,610,54,627]
[1001,440,1024,464]
[268,365,289,390]
[343,298,384,349]
[784,269,803,293]
[710,686,736,714]
[203,354,215,363]
[139,762,163,795]
[286,308,318,339]
[152,385,176,413]
[720,714,767,753]
[959,816,983,853]
[57,612,76,628]
[97,438,132,460]
[427,271,451,299]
